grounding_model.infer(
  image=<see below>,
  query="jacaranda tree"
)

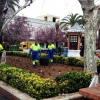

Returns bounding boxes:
[3,16,34,44]
[0,0,33,44]
[34,26,66,45]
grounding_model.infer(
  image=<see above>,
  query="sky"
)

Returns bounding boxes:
[17,0,83,20]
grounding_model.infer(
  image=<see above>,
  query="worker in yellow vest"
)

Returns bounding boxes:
[29,41,40,67]
[0,44,3,58]
[47,42,55,63]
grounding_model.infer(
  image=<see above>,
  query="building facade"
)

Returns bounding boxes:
[64,22,85,50]
[36,14,60,22]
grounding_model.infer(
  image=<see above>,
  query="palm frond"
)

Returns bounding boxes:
[60,13,84,27]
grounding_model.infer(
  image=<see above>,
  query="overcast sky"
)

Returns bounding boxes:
[17,0,100,20]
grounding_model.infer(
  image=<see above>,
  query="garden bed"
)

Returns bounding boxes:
[6,56,84,80]
[0,56,88,100]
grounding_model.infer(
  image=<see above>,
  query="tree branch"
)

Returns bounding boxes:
[78,0,95,12]
[1,0,33,32]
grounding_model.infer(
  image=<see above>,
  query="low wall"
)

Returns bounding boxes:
[68,50,80,57]
[23,49,81,57]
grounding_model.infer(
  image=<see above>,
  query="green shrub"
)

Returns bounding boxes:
[97,60,100,67]
[67,57,79,66]
[0,64,59,99]
[53,55,64,64]
[76,60,84,67]
[55,72,92,93]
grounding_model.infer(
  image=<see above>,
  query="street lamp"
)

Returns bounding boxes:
[55,20,60,48]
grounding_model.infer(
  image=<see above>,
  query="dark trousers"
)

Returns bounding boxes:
[0,51,2,59]
[0,51,2,56]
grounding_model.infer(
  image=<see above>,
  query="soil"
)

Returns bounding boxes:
[6,56,84,80]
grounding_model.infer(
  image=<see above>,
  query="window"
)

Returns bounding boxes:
[44,17,47,21]
[23,45,26,47]
[53,17,56,22]
[40,43,44,48]
[70,36,78,42]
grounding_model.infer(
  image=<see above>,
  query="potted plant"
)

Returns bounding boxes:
[39,55,49,66]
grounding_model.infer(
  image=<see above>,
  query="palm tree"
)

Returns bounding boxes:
[60,13,84,28]
[0,0,19,44]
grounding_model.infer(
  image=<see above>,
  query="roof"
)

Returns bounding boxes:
[67,22,84,32]
[28,18,55,26]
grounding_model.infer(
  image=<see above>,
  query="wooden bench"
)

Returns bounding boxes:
[79,86,100,100]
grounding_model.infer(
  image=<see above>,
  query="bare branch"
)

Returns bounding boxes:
[78,0,95,12]
[1,0,33,32]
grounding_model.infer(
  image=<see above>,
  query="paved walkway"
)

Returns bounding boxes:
[0,94,9,100]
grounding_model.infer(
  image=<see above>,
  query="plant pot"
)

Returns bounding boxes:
[39,57,49,66]
[97,67,100,74]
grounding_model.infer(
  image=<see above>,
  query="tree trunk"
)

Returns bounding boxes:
[84,22,97,72]
[78,0,100,73]
[0,15,5,44]
[98,29,100,49]
[0,3,5,44]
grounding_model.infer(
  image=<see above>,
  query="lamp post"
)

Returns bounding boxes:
[55,20,59,48]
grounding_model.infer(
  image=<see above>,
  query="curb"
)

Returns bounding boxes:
[0,81,83,100]
[0,81,36,100]
[43,93,83,100]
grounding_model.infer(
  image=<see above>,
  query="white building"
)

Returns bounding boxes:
[36,14,59,22]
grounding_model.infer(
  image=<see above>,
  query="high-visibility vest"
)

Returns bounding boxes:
[30,44,40,51]
[0,44,3,51]
[48,44,55,50]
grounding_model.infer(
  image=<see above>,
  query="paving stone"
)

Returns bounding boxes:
[0,94,9,100]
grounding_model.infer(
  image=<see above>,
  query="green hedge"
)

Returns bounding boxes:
[0,64,59,99]
[6,51,84,67]
[55,71,92,93]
